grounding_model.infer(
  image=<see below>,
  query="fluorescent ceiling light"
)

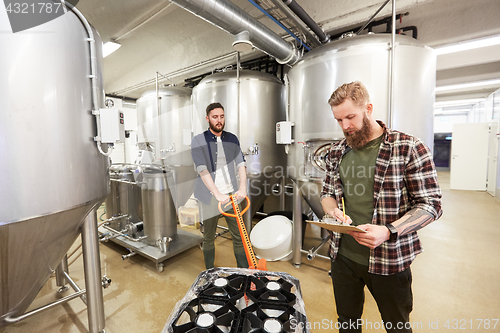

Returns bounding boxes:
[436,79,500,92]
[435,35,500,55]
[102,41,121,58]
[434,98,485,108]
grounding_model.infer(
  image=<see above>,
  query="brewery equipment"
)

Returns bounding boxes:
[0,3,111,330]
[192,69,287,227]
[284,33,436,265]
[99,85,202,272]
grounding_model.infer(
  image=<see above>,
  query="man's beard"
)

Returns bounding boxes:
[209,121,224,133]
[344,113,373,149]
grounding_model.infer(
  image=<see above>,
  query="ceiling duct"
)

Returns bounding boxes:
[168,0,301,65]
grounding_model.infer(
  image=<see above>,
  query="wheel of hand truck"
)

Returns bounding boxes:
[156,262,164,272]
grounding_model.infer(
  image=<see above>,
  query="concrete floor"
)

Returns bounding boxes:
[2,172,500,333]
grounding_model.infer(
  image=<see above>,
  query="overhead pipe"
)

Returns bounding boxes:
[388,0,396,129]
[356,0,391,35]
[282,0,329,43]
[246,0,310,51]
[267,0,320,48]
[64,1,114,157]
[168,0,301,65]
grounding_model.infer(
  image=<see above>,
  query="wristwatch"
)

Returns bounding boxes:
[385,224,398,242]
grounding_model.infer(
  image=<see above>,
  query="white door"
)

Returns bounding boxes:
[487,121,499,196]
[450,123,489,191]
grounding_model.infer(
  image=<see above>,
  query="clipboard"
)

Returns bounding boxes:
[306,220,367,234]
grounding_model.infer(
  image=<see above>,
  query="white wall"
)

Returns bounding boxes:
[496,119,500,202]
[434,114,468,133]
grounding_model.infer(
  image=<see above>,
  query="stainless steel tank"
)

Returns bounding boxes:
[192,70,287,218]
[141,168,178,245]
[105,164,143,228]
[287,34,436,217]
[105,165,123,219]
[0,7,108,326]
[136,86,195,209]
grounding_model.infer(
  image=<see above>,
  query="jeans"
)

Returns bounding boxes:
[331,254,413,333]
[200,196,248,269]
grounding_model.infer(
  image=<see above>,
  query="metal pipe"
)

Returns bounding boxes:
[156,71,164,161]
[279,177,286,211]
[301,249,329,261]
[305,235,330,260]
[111,178,139,185]
[63,1,113,157]
[81,210,106,333]
[244,178,252,232]
[55,255,69,288]
[63,271,87,305]
[267,0,320,48]
[282,0,329,43]
[356,0,391,35]
[237,52,241,145]
[388,0,396,128]
[292,181,302,267]
[284,74,290,122]
[101,224,147,242]
[111,52,238,96]
[247,0,310,51]
[4,290,87,324]
[168,0,300,65]
[156,71,177,86]
[115,3,175,41]
[100,214,129,224]
[122,252,137,260]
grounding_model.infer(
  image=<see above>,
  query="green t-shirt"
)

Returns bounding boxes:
[338,134,383,266]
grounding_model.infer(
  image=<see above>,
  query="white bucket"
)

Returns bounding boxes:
[250,215,293,261]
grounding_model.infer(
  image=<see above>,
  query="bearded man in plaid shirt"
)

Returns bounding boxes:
[321,81,442,333]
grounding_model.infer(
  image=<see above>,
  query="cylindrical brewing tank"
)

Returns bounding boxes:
[287,34,436,217]
[0,7,108,326]
[106,165,122,219]
[105,164,143,228]
[136,87,195,209]
[192,70,286,218]
[141,168,178,245]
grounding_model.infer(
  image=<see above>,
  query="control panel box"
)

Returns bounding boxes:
[276,121,293,144]
[99,108,125,143]
[134,150,154,165]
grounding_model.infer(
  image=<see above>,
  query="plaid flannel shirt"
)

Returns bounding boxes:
[320,121,442,275]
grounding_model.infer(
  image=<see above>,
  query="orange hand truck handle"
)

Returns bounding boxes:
[218,196,250,217]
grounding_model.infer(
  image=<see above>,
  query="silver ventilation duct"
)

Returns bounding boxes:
[169,0,301,65]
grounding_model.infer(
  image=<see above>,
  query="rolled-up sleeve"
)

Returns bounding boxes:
[191,135,207,174]
[405,139,443,220]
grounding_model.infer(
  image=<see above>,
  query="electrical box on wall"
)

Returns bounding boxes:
[276,121,293,144]
[100,108,125,143]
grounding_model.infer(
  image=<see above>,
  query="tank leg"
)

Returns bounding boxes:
[292,182,303,267]
[156,262,165,273]
[81,209,106,333]
[55,255,70,293]
[243,178,252,232]
[279,176,286,211]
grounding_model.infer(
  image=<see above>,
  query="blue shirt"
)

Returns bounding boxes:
[191,129,246,204]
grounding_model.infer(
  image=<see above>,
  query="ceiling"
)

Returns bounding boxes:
[76,0,500,103]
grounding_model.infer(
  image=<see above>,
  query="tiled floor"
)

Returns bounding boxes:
[2,172,500,333]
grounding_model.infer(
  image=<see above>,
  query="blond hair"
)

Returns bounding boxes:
[328,81,370,108]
